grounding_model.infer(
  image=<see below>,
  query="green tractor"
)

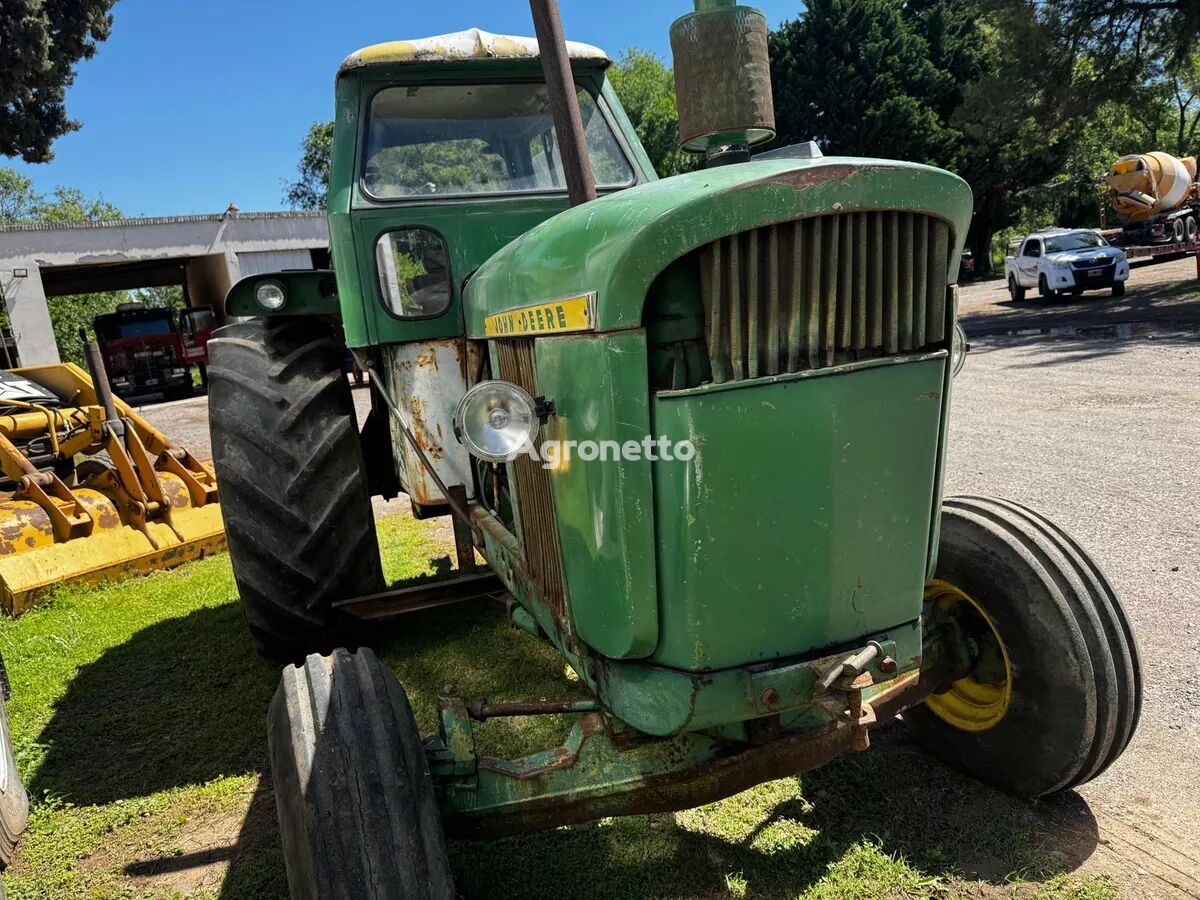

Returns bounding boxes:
[209,2,1141,895]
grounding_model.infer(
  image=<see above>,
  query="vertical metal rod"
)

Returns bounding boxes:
[83,339,123,431]
[529,0,597,207]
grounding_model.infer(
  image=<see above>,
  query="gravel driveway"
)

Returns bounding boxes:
[137,262,1200,896]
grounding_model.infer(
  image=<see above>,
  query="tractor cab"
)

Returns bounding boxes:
[330,29,652,348]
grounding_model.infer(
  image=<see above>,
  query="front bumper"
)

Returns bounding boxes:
[1046,263,1129,291]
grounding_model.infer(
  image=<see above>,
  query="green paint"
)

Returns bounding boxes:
[649,355,948,671]
[464,159,973,335]
[224,270,339,318]
[534,331,659,659]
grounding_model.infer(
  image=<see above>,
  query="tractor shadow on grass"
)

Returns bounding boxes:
[32,593,1100,898]
[445,725,1101,899]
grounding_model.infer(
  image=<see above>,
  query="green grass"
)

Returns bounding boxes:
[0,513,1122,899]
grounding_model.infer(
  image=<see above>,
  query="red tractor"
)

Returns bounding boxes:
[92,303,214,403]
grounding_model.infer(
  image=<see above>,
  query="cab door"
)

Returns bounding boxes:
[1017,238,1042,285]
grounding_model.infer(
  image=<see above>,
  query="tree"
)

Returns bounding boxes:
[284,121,333,210]
[1,0,118,162]
[607,50,692,177]
[1,164,126,364]
[770,0,972,168]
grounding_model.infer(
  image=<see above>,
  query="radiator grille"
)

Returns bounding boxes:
[699,211,951,383]
[493,339,568,624]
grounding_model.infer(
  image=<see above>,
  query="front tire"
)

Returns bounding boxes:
[209,318,385,660]
[269,648,455,900]
[1038,274,1057,300]
[1112,281,1126,297]
[906,496,1141,797]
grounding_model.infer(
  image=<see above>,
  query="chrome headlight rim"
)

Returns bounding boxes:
[453,379,540,463]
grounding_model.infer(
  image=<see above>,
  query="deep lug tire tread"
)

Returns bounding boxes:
[209,318,385,660]
[907,496,1141,797]
[269,648,455,900]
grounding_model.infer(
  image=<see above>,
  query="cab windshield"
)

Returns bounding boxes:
[1044,232,1106,253]
[362,82,636,199]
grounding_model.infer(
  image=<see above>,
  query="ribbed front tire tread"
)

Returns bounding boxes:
[269,648,455,900]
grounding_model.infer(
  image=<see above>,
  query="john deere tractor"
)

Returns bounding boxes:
[209,3,1141,895]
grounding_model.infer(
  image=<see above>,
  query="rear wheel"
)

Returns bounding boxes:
[1173,216,1186,242]
[906,496,1141,797]
[1007,275,1025,302]
[1038,274,1057,300]
[269,648,455,900]
[208,318,385,660]
[1186,215,1197,241]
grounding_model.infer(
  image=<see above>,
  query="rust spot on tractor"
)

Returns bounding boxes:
[751,162,885,194]
[416,348,440,370]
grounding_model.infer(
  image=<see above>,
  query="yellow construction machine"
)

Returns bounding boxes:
[0,347,224,614]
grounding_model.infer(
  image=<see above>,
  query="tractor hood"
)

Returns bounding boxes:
[464,156,973,338]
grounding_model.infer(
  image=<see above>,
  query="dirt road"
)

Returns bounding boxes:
[139,266,1200,896]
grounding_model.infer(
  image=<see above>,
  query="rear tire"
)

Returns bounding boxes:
[1007,275,1025,302]
[269,648,455,900]
[906,496,1141,797]
[208,318,385,660]
[1173,216,1186,242]
[1186,215,1197,241]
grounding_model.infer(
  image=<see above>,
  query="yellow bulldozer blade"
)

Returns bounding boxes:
[0,363,226,615]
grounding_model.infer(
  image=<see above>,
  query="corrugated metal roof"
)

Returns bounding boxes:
[339,28,609,72]
[0,210,324,234]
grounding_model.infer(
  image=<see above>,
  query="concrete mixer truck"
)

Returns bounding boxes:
[1104,151,1200,245]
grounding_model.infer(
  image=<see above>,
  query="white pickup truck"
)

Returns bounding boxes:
[1005,229,1130,301]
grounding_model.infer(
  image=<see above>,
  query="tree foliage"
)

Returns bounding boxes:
[283,121,333,211]
[0,0,118,162]
[607,49,693,177]
[0,164,157,365]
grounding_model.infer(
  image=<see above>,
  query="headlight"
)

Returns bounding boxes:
[255,280,287,311]
[453,380,540,462]
[951,322,969,377]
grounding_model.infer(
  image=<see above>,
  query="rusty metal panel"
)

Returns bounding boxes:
[385,340,476,506]
[493,338,568,624]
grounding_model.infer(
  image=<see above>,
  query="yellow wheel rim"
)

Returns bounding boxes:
[924,579,1013,732]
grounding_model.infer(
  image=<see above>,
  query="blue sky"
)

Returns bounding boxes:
[8,0,803,218]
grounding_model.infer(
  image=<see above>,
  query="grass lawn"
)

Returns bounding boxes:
[0,513,1120,899]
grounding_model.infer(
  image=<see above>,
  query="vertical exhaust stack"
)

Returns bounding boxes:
[671,0,776,167]
[529,0,598,207]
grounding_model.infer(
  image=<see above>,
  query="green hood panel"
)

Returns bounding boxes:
[464,157,973,337]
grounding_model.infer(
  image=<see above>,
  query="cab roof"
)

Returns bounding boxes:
[339,28,610,74]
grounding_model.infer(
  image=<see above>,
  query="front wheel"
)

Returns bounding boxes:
[270,648,456,899]
[1038,274,1057,300]
[1112,281,1126,297]
[906,496,1142,797]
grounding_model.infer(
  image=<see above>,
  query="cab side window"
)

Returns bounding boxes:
[1021,240,1041,258]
